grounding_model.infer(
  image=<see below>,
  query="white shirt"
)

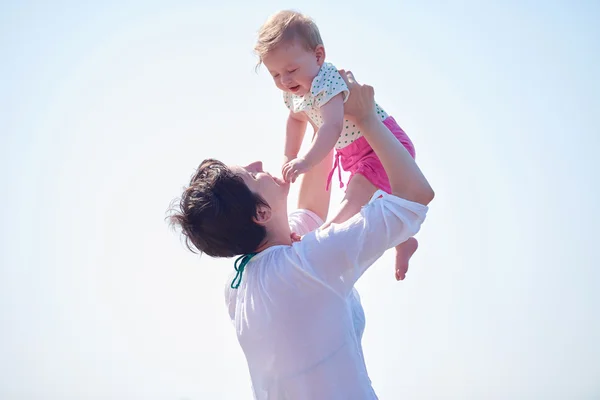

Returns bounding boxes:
[283,62,389,149]
[225,191,428,399]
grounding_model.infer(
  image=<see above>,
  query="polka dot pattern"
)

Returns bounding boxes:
[282,62,389,149]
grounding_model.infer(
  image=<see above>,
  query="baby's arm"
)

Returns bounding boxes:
[284,111,308,164]
[303,93,344,166]
[283,93,344,182]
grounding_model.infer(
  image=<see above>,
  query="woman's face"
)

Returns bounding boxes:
[231,161,290,211]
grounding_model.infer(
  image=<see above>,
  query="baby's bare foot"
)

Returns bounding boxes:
[395,237,418,281]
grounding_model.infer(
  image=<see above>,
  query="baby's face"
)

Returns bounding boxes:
[263,40,324,97]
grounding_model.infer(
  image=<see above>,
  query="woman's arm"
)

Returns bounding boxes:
[295,123,334,223]
[293,71,434,296]
[342,70,434,205]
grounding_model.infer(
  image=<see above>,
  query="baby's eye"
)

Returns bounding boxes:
[272,74,280,78]
[289,68,298,73]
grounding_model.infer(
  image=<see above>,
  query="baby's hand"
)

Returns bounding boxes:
[281,155,294,179]
[282,157,310,183]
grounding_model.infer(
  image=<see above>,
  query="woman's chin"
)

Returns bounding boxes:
[280,181,291,196]
[274,176,289,188]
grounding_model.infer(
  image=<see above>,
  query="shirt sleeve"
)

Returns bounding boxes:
[288,209,324,236]
[297,190,428,297]
[312,63,349,108]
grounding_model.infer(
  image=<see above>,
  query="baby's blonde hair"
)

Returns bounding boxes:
[255,10,323,67]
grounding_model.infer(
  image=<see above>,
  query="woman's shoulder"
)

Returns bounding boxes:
[288,208,324,236]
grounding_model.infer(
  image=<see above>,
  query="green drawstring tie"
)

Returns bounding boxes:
[231,253,257,289]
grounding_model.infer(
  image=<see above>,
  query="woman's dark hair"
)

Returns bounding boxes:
[168,159,269,257]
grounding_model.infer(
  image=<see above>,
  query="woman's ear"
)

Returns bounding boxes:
[252,204,272,225]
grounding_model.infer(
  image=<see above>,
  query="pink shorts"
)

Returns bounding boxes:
[326,116,416,194]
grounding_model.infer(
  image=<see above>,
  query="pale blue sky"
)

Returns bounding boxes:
[1,1,599,399]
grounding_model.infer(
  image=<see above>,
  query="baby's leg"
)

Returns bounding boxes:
[328,115,420,281]
[322,173,377,229]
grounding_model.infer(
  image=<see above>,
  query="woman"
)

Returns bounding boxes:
[169,71,434,399]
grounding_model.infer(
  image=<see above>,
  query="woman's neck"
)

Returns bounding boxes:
[255,217,292,253]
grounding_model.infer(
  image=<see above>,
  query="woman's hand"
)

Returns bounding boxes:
[338,70,377,123]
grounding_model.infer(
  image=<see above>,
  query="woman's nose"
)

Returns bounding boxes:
[245,161,263,172]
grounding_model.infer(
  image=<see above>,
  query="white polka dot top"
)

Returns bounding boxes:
[283,62,389,149]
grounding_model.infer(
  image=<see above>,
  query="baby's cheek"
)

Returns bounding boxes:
[303,76,314,89]
[276,81,287,91]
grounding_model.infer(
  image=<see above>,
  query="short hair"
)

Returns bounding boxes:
[168,159,269,258]
[254,10,323,67]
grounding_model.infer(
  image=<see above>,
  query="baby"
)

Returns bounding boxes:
[255,10,420,280]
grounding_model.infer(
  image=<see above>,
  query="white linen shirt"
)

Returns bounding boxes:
[225,191,428,399]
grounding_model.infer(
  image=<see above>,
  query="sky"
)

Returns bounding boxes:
[1,0,599,399]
